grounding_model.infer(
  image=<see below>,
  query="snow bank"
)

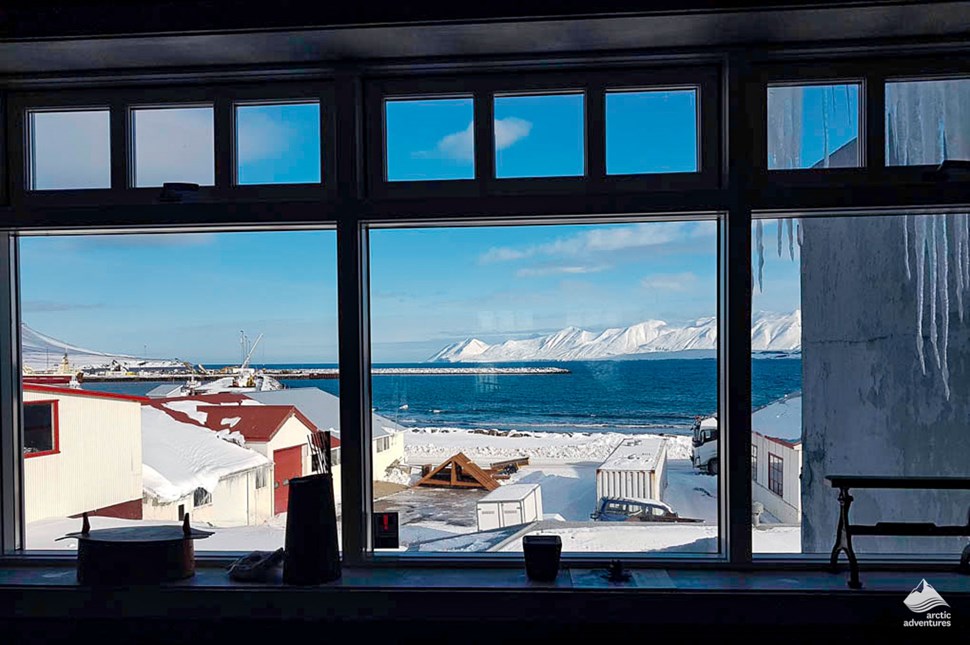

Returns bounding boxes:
[142,406,269,503]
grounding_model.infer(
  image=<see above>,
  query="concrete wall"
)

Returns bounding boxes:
[23,391,142,524]
[142,465,272,527]
[801,214,970,553]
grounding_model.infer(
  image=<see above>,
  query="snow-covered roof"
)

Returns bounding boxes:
[248,387,402,439]
[752,393,802,444]
[478,483,540,503]
[598,436,667,472]
[141,405,270,504]
[700,417,717,430]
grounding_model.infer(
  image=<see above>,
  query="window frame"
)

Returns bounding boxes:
[767,452,784,498]
[21,399,58,459]
[1,48,970,574]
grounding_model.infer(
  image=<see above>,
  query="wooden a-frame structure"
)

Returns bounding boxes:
[416,452,500,491]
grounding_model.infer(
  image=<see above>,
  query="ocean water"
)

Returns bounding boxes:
[86,358,801,435]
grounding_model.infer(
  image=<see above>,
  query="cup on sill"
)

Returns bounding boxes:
[523,534,562,582]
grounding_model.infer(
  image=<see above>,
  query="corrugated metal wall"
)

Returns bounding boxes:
[23,392,142,525]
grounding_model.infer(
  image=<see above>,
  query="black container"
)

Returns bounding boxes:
[283,473,341,585]
[523,534,562,582]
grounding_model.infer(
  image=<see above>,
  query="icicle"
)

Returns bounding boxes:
[786,218,795,260]
[915,216,927,375]
[953,214,964,323]
[939,217,951,399]
[777,219,783,257]
[963,214,970,290]
[796,220,804,247]
[903,215,911,281]
[929,216,940,370]
[755,220,765,292]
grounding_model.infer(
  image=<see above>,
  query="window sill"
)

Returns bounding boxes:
[1,563,969,626]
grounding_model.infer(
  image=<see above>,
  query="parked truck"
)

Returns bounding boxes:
[691,415,718,475]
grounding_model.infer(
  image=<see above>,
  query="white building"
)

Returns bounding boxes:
[751,393,802,524]
[596,436,669,504]
[140,405,272,526]
[23,383,144,524]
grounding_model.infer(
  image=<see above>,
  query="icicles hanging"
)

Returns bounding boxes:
[928,216,940,370]
[786,218,795,260]
[903,215,912,280]
[777,218,783,257]
[755,220,765,292]
[952,214,964,323]
[939,217,951,399]
[821,85,831,169]
[914,216,927,375]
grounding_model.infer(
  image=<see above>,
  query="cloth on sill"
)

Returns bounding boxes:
[227,548,284,582]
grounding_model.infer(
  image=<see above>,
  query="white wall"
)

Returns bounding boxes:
[23,391,142,524]
[752,433,801,524]
[251,414,315,478]
[372,431,404,478]
[143,465,273,527]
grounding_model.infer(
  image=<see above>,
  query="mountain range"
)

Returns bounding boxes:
[428,311,801,363]
[21,324,184,372]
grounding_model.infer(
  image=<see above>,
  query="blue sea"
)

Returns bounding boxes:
[86,358,800,436]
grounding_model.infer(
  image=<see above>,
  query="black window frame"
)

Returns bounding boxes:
[768,452,784,498]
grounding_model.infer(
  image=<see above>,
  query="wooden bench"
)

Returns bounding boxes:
[826,475,970,589]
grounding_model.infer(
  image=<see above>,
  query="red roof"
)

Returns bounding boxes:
[197,405,321,443]
[24,383,148,403]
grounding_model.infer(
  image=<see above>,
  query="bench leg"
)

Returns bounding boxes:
[829,487,862,589]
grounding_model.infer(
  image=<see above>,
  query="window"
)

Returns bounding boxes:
[767,83,861,169]
[131,105,215,187]
[235,102,322,185]
[493,93,585,178]
[18,229,339,549]
[886,78,970,166]
[376,437,390,453]
[384,97,475,181]
[27,110,111,190]
[605,89,698,175]
[751,444,758,484]
[193,487,213,507]
[369,219,719,554]
[768,453,784,498]
[23,401,57,457]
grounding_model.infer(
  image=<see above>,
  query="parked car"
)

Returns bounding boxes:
[590,497,702,523]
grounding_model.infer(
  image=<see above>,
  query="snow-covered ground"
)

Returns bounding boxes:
[25,427,800,554]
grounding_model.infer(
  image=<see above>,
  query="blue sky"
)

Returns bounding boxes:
[22,92,818,363]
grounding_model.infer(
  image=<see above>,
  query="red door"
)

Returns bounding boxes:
[273,445,303,514]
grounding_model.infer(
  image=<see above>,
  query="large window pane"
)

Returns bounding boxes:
[886,78,970,166]
[494,93,584,178]
[370,220,719,554]
[751,214,970,558]
[28,110,111,190]
[606,89,698,175]
[236,102,321,185]
[20,230,339,551]
[132,106,215,187]
[767,83,861,170]
[385,98,475,181]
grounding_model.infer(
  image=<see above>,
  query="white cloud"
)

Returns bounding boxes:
[414,117,532,162]
[641,272,699,292]
[516,264,609,278]
[236,110,298,167]
[480,221,716,264]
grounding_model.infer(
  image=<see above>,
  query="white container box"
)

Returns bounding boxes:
[595,437,668,504]
[476,483,544,531]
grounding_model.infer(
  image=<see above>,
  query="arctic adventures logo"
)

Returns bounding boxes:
[903,579,952,628]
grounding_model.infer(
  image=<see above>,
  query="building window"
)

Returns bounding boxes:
[767,82,861,170]
[384,97,475,181]
[768,453,784,498]
[493,92,585,178]
[131,105,215,187]
[255,468,268,489]
[376,437,390,453]
[23,401,58,457]
[193,487,213,508]
[27,109,111,191]
[605,88,698,175]
[235,101,322,185]
[751,444,758,483]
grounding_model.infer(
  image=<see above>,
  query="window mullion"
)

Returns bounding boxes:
[723,54,755,565]
[0,232,22,554]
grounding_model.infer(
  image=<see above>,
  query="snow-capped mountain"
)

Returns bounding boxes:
[21,323,186,372]
[428,311,801,363]
[903,579,950,613]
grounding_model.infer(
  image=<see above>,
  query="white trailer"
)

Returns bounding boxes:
[596,437,668,504]
[476,483,543,531]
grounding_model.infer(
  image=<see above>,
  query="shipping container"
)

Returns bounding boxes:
[595,437,668,505]
[476,483,543,531]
